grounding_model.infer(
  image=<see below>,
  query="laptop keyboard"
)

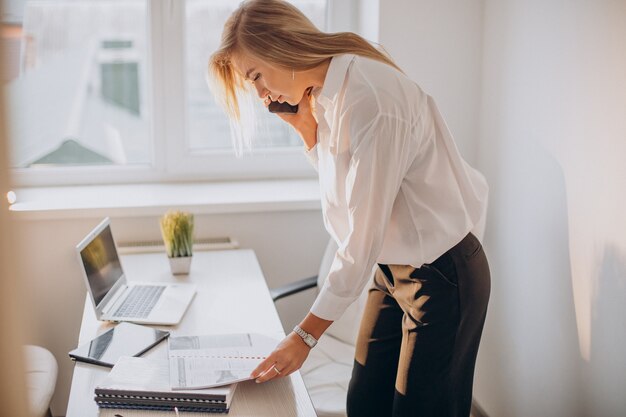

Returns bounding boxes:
[114,285,165,318]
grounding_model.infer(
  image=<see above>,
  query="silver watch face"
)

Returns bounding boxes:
[304,334,317,347]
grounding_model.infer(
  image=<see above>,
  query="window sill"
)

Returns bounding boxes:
[9,179,321,220]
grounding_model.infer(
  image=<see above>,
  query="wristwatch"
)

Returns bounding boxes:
[293,325,318,348]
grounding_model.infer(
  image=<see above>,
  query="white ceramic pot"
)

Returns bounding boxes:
[168,256,192,275]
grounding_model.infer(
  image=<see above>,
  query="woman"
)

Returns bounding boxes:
[209,1,490,416]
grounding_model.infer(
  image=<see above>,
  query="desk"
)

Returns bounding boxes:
[66,250,317,417]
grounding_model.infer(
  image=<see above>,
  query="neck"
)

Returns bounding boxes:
[304,58,332,89]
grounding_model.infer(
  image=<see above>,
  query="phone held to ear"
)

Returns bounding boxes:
[267,87,313,114]
[268,101,298,114]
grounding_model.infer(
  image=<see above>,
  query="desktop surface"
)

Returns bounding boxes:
[66,249,317,417]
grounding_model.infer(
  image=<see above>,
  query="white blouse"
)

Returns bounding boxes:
[305,54,488,322]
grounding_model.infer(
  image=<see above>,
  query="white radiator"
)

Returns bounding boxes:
[117,237,239,254]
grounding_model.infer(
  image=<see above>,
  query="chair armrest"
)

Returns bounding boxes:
[270,276,318,302]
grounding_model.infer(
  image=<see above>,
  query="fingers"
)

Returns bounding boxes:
[275,111,296,123]
[252,358,294,383]
[251,333,311,384]
[250,356,274,379]
[255,363,285,383]
[263,88,318,134]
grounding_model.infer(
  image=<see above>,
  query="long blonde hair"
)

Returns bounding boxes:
[208,0,400,149]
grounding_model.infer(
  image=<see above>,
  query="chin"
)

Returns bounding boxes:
[281,95,293,105]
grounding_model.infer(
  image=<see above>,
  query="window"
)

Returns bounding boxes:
[184,0,326,152]
[3,0,150,183]
[2,0,343,187]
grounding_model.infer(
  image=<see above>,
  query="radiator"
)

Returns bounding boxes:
[117,237,239,254]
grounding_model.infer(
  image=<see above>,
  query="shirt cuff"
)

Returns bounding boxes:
[310,283,359,321]
[303,143,319,170]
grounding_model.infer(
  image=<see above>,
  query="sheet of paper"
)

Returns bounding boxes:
[97,356,233,398]
[100,356,172,391]
[168,333,278,389]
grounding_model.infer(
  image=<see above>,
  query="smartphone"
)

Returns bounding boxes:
[68,322,169,368]
[268,101,298,114]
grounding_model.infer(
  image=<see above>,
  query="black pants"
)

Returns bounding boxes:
[346,233,491,417]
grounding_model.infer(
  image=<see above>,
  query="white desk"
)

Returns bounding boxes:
[66,250,317,417]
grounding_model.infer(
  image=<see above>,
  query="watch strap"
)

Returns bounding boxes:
[293,325,318,348]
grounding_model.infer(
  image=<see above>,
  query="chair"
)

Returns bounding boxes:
[270,239,370,417]
[23,345,58,417]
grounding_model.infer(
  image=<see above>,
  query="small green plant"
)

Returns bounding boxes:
[160,210,194,258]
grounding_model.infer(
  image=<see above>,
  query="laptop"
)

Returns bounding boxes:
[76,217,196,325]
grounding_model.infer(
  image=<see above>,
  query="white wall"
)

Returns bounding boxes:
[375,1,626,416]
[475,1,626,416]
[377,0,485,164]
[15,211,327,416]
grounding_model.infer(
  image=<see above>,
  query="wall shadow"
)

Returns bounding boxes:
[475,141,584,417]
[588,246,626,416]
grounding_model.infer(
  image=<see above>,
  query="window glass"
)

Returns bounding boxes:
[185,0,327,151]
[2,0,150,168]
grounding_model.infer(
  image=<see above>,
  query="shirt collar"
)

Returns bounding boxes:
[314,54,356,109]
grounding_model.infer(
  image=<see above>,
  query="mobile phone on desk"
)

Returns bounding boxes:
[268,101,298,114]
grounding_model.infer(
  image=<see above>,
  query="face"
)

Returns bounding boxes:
[232,52,309,106]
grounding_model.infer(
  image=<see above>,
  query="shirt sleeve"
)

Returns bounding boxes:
[310,113,417,321]
[303,142,319,171]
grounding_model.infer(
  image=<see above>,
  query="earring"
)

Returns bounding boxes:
[292,68,295,80]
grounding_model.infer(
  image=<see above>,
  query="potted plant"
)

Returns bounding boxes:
[160,210,194,275]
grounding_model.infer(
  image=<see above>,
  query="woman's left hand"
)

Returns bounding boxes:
[250,332,311,383]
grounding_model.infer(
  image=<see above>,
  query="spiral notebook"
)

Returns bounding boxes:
[95,356,236,413]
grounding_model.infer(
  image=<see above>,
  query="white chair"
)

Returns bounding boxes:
[271,239,370,417]
[23,345,58,417]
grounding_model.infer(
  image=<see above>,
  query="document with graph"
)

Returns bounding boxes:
[168,333,278,389]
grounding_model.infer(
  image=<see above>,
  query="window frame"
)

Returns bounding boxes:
[8,0,355,187]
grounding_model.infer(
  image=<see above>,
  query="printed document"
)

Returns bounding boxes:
[169,333,278,389]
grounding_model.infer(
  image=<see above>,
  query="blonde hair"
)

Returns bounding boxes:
[208,0,401,150]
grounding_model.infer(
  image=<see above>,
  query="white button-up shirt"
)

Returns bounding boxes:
[305,54,488,321]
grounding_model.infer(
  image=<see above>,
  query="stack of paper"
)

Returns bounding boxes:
[95,357,235,413]
[94,333,278,414]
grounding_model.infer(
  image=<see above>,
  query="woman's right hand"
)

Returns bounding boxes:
[264,88,318,150]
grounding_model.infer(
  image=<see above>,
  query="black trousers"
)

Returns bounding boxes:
[346,233,491,417]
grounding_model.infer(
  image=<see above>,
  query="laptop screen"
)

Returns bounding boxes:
[79,224,124,306]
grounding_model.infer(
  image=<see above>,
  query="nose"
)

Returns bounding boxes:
[254,83,269,100]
